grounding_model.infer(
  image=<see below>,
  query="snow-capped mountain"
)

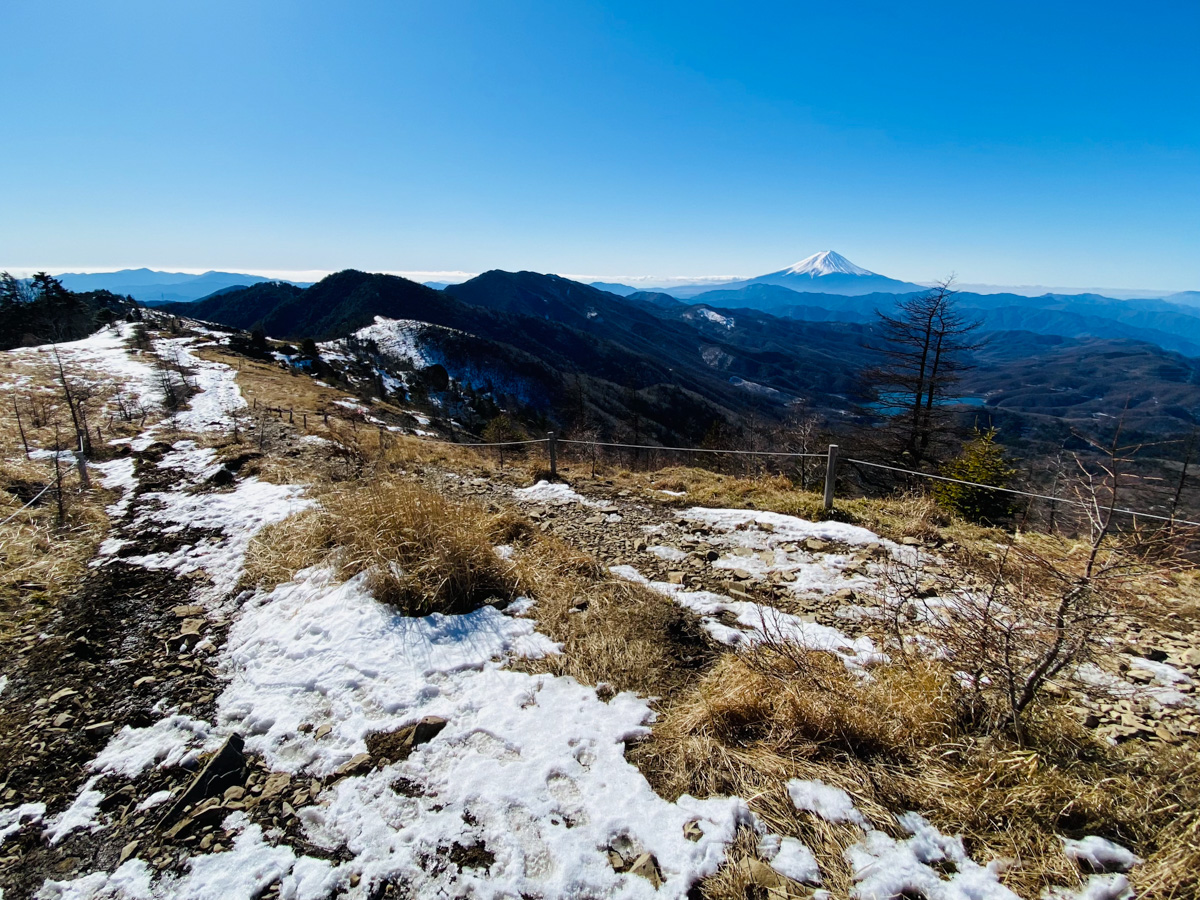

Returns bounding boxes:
[777,250,873,278]
[662,251,924,298]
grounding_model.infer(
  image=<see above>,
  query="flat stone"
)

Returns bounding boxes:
[737,857,787,889]
[334,753,373,778]
[260,772,291,799]
[161,733,246,826]
[628,852,662,888]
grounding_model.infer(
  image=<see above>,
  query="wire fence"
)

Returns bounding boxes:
[419,432,1200,530]
[17,394,1188,532]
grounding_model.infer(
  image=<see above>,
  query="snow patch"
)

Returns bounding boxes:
[788,780,867,826]
[1061,835,1141,873]
[513,480,600,507]
[0,802,45,847]
[211,566,753,896]
[759,834,821,884]
[845,812,1019,900]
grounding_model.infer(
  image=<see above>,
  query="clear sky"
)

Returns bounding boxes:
[2,0,1197,290]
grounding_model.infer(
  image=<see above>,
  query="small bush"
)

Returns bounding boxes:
[934,427,1016,524]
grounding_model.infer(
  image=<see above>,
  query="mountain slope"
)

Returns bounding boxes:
[682,284,1200,356]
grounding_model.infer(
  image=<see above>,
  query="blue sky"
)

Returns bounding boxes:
[2,0,1197,290]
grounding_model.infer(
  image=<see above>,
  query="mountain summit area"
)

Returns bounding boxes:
[0,268,1197,900]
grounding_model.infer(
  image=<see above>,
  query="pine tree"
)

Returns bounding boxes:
[934,427,1016,524]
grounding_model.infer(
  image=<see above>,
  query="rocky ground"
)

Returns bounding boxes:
[420,467,1200,751]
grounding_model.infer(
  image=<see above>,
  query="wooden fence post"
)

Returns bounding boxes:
[547,432,557,479]
[74,449,91,489]
[823,444,839,511]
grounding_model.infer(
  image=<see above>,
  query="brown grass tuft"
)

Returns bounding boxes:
[245,478,523,616]
[679,650,960,758]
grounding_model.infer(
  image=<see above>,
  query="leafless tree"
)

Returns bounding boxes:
[865,280,983,467]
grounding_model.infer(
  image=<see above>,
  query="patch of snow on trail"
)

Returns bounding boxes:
[611,567,883,666]
[43,777,105,845]
[155,441,223,482]
[679,507,904,598]
[92,457,138,518]
[0,802,45,847]
[647,545,688,562]
[214,566,751,897]
[844,812,1019,900]
[681,507,883,547]
[514,480,601,507]
[120,477,310,608]
[153,337,247,432]
[1075,663,1192,710]
[91,714,218,780]
[36,859,155,899]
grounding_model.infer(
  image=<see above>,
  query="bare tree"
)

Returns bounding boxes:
[865,280,983,466]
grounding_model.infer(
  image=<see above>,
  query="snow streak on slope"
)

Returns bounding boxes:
[324,316,447,368]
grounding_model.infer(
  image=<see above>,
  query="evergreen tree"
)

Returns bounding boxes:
[934,427,1016,524]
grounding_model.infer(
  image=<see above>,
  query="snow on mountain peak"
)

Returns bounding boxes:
[782,251,873,278]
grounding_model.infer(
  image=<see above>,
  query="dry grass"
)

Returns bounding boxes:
[0,456,111,640]
[630,639,1200,899]
[245,477,523,615]
[245,468,715,695]
[680,650,960,758]
[205,352,1200,897]
[509,532,717,697]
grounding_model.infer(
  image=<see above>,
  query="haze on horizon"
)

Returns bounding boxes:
[1,0,1197,292]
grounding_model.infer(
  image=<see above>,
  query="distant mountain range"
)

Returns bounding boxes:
[54,268,313,304]
[590,251,1195,303]
[162,263,1200,449]
[657,251,926,298]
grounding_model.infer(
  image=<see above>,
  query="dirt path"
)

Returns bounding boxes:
[0,443,236,895]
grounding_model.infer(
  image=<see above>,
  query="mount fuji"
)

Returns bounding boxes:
[660,251,925,298]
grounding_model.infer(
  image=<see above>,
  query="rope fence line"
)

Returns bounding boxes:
[845,457,1200,528]
[558,438,827,458]
[228,403,1200,530]
[458,433,1200,530]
